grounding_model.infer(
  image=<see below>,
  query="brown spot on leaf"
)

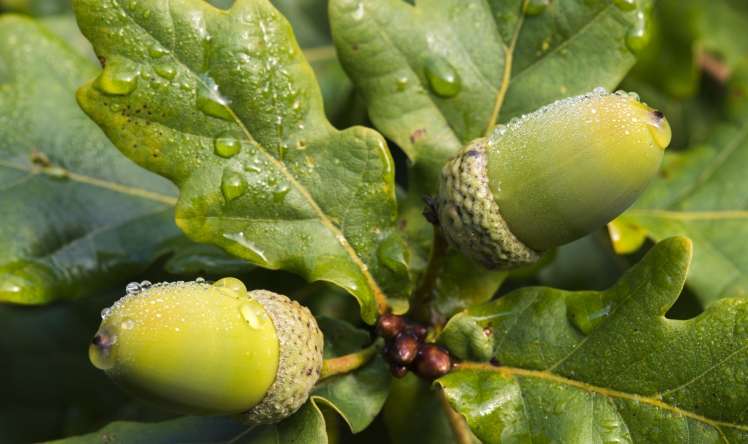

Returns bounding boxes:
[409,128,427,144]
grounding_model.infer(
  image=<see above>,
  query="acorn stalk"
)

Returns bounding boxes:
[89,277,323,424]
[436,88,671,269]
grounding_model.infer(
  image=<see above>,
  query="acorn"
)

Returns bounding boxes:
[436,88,671,269]
[88,278,323,425]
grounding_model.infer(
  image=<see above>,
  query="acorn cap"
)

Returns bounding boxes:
[437,88,671,268]
[242,289,324,424]
[89,278,323,424]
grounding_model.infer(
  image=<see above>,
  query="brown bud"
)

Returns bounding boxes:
[389,333,420,365]
[390,364,408,378]
[376,313,405,338]
[414,344,452,380]
[405,323,428,340]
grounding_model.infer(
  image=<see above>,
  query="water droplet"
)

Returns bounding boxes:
[125,281,142,294]
[592,86,608,95]
[148,45,168,58]
[424,56,462,98]
[272,184,290,202]
[214,134,241,158]
[195,277,206,283]
[213,277,247,294]
[613,0,637,11]
[353,2,365,20]
[221,169,247,202]
[95,58,139,96]
[154,64,176,80]
[89,329,118,370]
[647,110,672,149]
[239,303,263,329]
[567,297,614,335]
[197,77,233,121]
[625,10,651,54]
[140,280,152,288]
[121,318,135,330]
[396,76,408,91]
[100,307,112,319]
[524,0,549,15]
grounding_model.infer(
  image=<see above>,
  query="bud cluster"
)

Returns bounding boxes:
[376,313,453,380]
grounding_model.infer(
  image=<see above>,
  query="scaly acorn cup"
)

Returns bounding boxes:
[89,278,323,425]
[437,88,672,269]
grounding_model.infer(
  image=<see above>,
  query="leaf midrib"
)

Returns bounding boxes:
[113,0,388,312]
[455,363,748,437]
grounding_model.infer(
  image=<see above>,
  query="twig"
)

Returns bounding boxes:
[411,227,449,324]
[319,340,382,380]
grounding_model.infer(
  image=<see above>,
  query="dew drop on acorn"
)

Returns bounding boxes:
[214,134,241,158]
[524,0,549,15]
[424,56,461,98]
[126,281,141,294]
[89,331,117,370]
[221,169,247,202]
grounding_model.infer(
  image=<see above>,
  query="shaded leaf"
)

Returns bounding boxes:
[0,15,182,305]
[382,374,460,444]
[0,291,173,443]
[613,114,748,305]
[439,237,748,442]
[329,0,640,186]
[73,0,410,323]
[312,317,391,433]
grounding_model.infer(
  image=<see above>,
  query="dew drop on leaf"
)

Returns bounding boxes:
[396,76,408,91]
[524,0,549,16]
[148,44,168,58]
[272,183,290,202]
[95,57,139,96]
[424,56,461,98]
[214,134,241,158]
[197,77,233,121]
[625,10,651,54]
[154,64,176,80]
[613,0,637,11]
[221,169,247,202]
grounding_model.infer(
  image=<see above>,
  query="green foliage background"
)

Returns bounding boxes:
[1,0,748,442]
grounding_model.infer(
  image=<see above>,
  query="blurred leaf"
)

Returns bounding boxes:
[47,416,250,444]
[329,0,641,187]
[615,113,748,305]
[0,290,173,443]
[0,0,70,15]
[439,237,748,442]
[74,0,411,323]
[0,15,183,305]
[382,374,458,444]
[312,317,391,433]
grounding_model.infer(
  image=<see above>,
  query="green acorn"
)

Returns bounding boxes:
[437,88,671,269]
[89,277,323,424]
